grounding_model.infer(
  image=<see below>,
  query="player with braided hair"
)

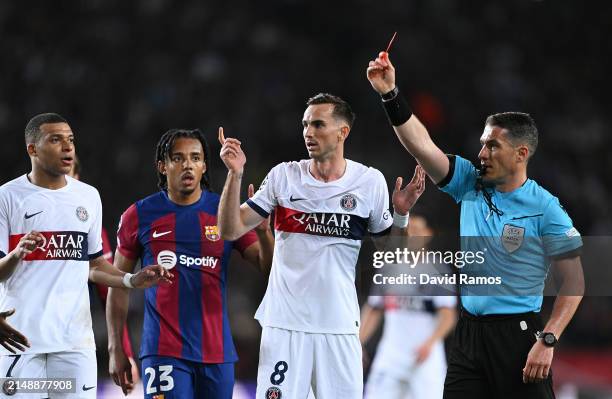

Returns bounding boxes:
[107,128,274,398]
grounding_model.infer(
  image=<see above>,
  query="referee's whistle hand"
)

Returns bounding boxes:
[522,340,553,383]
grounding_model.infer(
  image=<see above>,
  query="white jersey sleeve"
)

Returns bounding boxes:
[246,164,283,217]
[87,189,104,258]
[367,169,393,234]
[0,190,9,256]
[433,295,458,309]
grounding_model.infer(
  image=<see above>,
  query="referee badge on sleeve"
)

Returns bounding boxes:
[501,224,524,253]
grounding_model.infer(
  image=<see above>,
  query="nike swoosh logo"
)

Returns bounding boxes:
[152,230,172,238]
[24,211,43,219]
[289,195,307,202]
[82,385,96,391]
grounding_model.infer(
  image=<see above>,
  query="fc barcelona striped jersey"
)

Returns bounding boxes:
[247,159,393,334]
[117,190,257,363]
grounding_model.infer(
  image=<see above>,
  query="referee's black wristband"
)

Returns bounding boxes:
[381,87,413,126]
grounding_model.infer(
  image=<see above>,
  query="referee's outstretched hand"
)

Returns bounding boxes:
[366,51,396,95]
[522,340,553,383]
[0,309,30,353]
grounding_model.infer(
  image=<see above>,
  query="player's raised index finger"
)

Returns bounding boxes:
[218,127,225,145]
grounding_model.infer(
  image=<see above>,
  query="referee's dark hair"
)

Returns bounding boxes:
[25,113,68,144]
[307,93,356,129]
[155,129,213,192]
[485,112,538,158]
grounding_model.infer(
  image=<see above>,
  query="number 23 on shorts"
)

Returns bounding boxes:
[144,365,175,396]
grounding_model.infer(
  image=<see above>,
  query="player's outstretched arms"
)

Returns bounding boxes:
[0,231,44,281]
[107,252,137,395]
[89,255,173,289]
[366,52,449,183]
[217,127,266,240]
[0,309,30,353]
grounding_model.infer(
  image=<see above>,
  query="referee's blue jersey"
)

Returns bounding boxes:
[439,155,582,315]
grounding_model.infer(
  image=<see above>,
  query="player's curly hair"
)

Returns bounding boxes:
[155,128,213,192]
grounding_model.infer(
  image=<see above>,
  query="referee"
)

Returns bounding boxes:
[366,52,584,398]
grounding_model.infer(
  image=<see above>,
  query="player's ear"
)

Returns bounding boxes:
[157,160,167,175]
[339,126,350,142]
[26,143,37,157]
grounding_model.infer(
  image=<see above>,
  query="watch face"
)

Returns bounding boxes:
[544,334,555,345]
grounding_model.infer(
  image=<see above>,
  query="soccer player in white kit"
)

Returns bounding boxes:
[217,94,426,399]
[0,113,171,398]
[361,214,457,399]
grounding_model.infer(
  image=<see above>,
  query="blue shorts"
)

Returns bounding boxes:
[141,356,234,399]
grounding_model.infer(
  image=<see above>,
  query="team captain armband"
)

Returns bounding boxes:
[381,87,413,126]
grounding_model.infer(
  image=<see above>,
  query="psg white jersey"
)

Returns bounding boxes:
[0,175,103,354]
[247,159,393,334]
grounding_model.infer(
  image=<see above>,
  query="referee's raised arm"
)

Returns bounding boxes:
[366,51,449,184]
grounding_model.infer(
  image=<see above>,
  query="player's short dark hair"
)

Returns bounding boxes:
[485,112,538,158]
[306,93,356,128]
[155,129,213,192]
[24,113,68,144]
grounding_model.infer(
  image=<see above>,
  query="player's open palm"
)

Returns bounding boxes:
[366,51,396,95]
[218,127,246,174]
[393,165,426,216]
[11,231,44,259]
[0,309,29,353]
[131,265,173,289]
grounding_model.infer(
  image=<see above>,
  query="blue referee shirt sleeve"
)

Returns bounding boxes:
[438,155,478,203]
[541,197,583,257]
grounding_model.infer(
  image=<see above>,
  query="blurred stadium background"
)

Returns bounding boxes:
[1,0,610,398]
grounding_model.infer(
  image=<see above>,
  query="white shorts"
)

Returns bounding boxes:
[0,350,97,399]
[256,327,362,399]
[364,346,446,399]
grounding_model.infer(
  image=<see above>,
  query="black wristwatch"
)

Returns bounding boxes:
[537,332,558,347]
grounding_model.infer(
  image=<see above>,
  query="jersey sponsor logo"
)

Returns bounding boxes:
[179,254,218,269]
[501,224,525,253]
[340,193,357,211]
[289,195,306,202]
[24,210,44,219]
[274,205,367,240]
[156,250,219,269]
[82,385,96,391]
[152,230,172,238]
[204,225,220,241]
[76,206,89,222]
[9,231,88,261]
[157,250,177,269]
[265,387,282,399]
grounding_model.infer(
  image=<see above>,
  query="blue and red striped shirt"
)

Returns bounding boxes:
[117,190,257,363]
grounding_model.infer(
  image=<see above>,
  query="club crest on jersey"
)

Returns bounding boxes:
[265,387,282,399]
[501,224,524,253]
[204,225,220,241]
[340,194,357,211]
[76,206,89,222]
